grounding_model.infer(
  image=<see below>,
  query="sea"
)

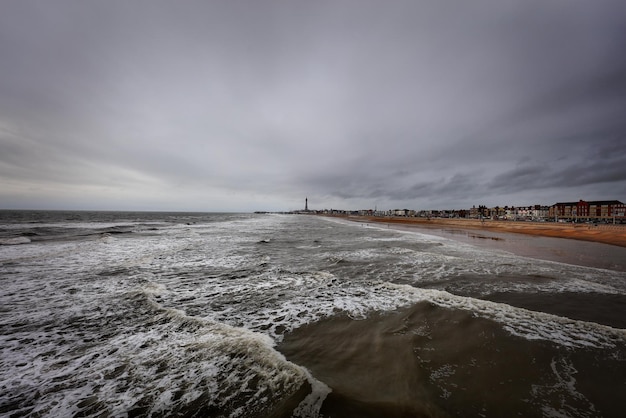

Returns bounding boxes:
[1,210,625,418]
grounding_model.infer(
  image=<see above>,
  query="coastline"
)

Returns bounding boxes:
[318,214,626,271]
[338,215,626,248]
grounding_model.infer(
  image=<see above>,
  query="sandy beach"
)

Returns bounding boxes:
[339,215,626,248]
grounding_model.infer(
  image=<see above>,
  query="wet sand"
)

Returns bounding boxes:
[331,215,626,271]
[343,216,626,248]
[359,217,626,247]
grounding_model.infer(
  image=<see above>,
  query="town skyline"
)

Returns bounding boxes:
[294,198,626,221]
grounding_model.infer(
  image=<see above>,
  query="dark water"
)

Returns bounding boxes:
[388,222,626,272]
[1,211,625,417]
[280,302,625,418]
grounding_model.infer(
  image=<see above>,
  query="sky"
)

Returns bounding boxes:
[1,0,625,212]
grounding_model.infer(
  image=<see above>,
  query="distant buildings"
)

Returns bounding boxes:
[304,198,625,223]
[549,200,626,221]
[464,204,551,221]
[292,197,625,224]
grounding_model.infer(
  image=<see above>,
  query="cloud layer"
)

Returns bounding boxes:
[1,1,625,211]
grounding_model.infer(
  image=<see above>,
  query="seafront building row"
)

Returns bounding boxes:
[308,199,626,223]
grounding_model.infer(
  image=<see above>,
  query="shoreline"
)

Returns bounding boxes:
[333,215,626,248]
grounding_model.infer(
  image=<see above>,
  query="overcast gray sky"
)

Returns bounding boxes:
[1,0,625,212]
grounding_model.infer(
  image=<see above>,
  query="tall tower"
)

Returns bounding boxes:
[305,197,308,211]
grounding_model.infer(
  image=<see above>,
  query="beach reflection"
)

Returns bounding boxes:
[389,224,626,271]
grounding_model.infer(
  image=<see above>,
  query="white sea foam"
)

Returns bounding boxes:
[419,287,625,349]
[2,212,625,417]
[0,280,312,417]
[0,236,31,245]
[532,357,598,418]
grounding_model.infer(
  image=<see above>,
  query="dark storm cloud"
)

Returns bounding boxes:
[1,0,625,211]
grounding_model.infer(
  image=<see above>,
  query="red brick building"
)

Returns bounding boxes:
[549,200,625,220]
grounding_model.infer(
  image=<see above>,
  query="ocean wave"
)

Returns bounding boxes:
[0,280,323,417]
[0,236,31,245]
[420,286,626,349]
[3,211,625,417]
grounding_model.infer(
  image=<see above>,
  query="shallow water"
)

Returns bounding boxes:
[1,211,625,417]
[280,302,625,417]
[385,221,626,271]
